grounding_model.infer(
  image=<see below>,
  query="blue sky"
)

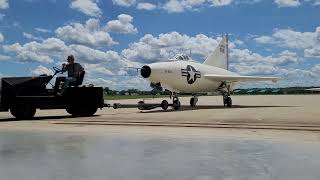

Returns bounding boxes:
[0,0,320,89]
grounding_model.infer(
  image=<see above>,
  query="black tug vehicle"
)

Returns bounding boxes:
[0,67,104,119]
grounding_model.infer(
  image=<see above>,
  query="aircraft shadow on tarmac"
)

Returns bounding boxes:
[141,105,297,113]
[0,115,100,122]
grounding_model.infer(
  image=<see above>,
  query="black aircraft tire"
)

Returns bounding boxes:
[161,100,169,110]
[190,97,196,107]
[173,99,181,110]
[10,104,36,120]
[226,97,232,108]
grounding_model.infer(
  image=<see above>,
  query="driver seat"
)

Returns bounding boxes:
[69,71,85,87]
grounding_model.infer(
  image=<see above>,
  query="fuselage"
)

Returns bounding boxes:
[141,60,237,93]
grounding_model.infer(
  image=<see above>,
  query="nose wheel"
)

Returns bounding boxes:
[172,97,181,110]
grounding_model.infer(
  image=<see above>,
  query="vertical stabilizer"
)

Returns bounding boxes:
[203,35,229,70]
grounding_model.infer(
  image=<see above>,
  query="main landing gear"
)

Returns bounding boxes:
[190,95,198,107]
[219,81,233,108]
[223,95,232,107]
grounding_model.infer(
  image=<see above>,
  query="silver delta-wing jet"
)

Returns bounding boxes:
[140,35,280,109]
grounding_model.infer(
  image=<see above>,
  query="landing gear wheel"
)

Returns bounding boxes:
[225,97,232,107]
[161,100,169,110]
[10,104,36,120]
[190,97,198,107]
[172,98,181,110]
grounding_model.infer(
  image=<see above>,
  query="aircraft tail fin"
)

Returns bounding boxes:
[203,34,229,70]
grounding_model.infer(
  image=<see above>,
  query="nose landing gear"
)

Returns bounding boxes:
[172,96,181,110]
[218,82,233,108]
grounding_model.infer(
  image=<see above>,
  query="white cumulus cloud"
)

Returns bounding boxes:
[35,28,51,33]
[254,27,320,58]
[31,65,53,76]
[69,44,122,63]
[121,32,225,63]
[112,0,136,7]
[0,54,10,61]
[3,38,68,63]
[23,32,43,41]
[162,0,205,13]
[162,0,232,13]
[0,0,9,9]
[83,63,115,76]
[55,18,117,47]
[2,36,133,68]
[274,0,300,7]
[70,0,102,17]
[230,48,298,66]
[137,2,157,10]
[84,77,116,88]
[254,36,274,44]
[272,50,299,65]
[0,32,3,42]
[106,14,138,34]
[210,0,233,6]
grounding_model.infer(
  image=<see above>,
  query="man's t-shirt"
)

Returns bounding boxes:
[62,63,84,78]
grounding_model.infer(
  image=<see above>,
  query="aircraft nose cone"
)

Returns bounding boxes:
[141,65,151,78]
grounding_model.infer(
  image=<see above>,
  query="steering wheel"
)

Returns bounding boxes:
[53,66,62,73]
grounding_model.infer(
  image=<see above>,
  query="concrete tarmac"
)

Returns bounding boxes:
[0,95,320,131]
[1,95,320,180]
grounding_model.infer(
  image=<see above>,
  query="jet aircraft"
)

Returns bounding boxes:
[140,35,279,110]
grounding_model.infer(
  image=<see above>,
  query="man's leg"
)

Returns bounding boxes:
[61,77,77,94]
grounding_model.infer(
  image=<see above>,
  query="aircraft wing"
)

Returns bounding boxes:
[204,74,279,83]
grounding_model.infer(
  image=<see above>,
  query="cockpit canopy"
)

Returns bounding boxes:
[171,54,192,61]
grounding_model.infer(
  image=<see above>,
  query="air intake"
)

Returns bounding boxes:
[141,66,151,78]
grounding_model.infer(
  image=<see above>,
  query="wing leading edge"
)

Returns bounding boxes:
[204,74,279,83]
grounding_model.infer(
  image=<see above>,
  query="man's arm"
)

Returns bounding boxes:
[61,63,69,73]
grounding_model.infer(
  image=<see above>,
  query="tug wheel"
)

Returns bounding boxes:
[66,104,97,117]
[10,103,36,120]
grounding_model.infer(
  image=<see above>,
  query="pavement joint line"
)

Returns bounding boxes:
[52,122,320,131]
[53,121,320,128]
